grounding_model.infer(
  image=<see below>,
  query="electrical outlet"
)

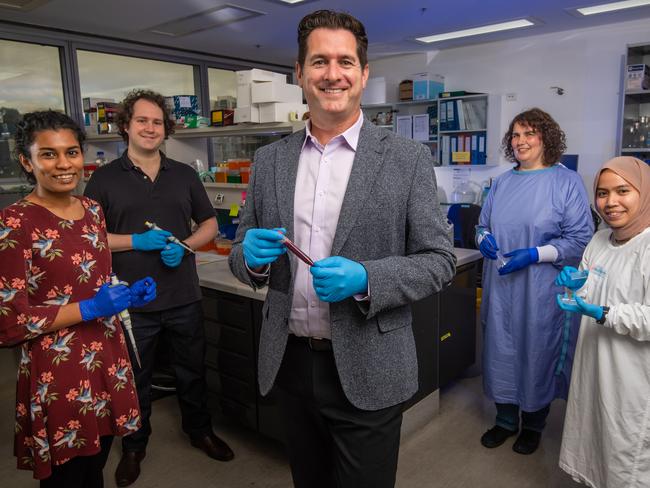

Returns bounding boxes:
[214,193,224,204]
[506,93,517,102]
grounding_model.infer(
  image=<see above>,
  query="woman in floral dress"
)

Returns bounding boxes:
[0,111,156,487]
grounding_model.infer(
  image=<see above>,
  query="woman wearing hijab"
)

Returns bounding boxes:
[557,156,650,487]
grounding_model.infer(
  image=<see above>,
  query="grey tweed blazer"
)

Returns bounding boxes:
[229,119,456,411]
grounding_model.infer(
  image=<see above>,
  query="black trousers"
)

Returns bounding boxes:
[40,435,113,488]
[275,336,403,488]
[122,301,211,452]
[495,402,551,432]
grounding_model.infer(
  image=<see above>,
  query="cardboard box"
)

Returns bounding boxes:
[211,109,234,126]
[236,68,287,85]
[83,97,116,112]
[236,84,251,107]
[626,64,650,91]
[234,106,260,123]
[165,95,200,121]
[251,81,303,104]
[399,80,413,101]
[258,102,308,123]
[361,77,386,105]
[412,73,444,100]
[215,96,236,110]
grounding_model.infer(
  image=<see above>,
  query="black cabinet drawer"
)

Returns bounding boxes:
[205,365,222,394]
[202,288,253,331]
[219,396,257,431]
[218,349,255,383]
[221,373,256,405]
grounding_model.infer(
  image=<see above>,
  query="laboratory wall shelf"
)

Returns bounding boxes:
[439,129,487,134]
[85,121,303,143]
[617,42,650,161]
[204,182,248,189]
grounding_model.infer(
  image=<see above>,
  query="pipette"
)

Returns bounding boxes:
[144,221,195,254]
[110,274,142,368]
[282,236,314,266]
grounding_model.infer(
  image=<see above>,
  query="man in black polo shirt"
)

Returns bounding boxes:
[85,89,234,487]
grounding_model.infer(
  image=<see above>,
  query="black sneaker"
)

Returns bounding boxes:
[480,425,518,448]
[512,429,541,455]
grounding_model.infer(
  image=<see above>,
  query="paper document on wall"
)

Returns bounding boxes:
[412,114,429,141]
[396,115,413,139]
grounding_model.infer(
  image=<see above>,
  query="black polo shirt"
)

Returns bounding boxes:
[84,151,215,312]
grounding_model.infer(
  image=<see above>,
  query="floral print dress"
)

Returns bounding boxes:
[0,196,140,480]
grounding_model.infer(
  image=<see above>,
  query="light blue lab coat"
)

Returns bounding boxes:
[479,164,593,411]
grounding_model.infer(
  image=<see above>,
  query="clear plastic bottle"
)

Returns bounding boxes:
[95,151,106,167]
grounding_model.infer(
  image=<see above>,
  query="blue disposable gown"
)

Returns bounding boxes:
[479,165,593,411]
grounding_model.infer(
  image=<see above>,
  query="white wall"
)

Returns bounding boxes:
[369,17,650,199]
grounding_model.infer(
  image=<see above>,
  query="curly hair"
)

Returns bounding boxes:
[117,89,175,143]
[297,10,368,69]
[13,110,86,184]
[501,108,566,166]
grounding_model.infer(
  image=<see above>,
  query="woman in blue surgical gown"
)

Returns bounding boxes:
[476,108,593,455]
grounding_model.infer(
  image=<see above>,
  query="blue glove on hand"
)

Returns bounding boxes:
[243,228,287,269]
[129,277,157,307]
[310,256,368,303]
[498,247,539,276]
[476,229,499,260]
[556,294,604,321]
[161,243,184,268]
[79,283,131,321]
[555,266,588,290]
[132,229,172,251]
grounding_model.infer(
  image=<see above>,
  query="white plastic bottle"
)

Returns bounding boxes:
[95,150,106,167]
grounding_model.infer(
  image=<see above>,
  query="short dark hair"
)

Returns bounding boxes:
[117,89,175,143]
[14,110,86,184]
[502,108,566,167]
[297,10,368,69]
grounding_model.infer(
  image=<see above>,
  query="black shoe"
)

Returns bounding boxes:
[190,432,234,461]
[512,429,541,455]
[480,425,518,448]
[115,450,146,487]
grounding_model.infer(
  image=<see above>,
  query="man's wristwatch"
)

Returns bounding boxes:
[596,306,610,325]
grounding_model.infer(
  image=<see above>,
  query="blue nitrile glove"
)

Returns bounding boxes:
[161,243,184,268]
[498,247,539,275]
[555,266,588,290]
[476,229,499,260]
[132,229,172,251]
[243,228,287,269]
[310,256,368,303]
[79,283,131,321]
[556,294,604,321]
[129,277,157,307]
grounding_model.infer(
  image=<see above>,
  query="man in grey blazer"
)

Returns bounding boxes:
[229,9,455,488]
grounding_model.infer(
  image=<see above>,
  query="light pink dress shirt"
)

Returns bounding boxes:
[288,112,364,339]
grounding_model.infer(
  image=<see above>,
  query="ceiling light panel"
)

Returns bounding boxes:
[261,0,320,6]
[415,19,535,44]
[575,0,650,15]
[148,4,265,37]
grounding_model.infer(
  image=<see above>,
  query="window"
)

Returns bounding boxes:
[0,38,65,182]
[208,67,237,110]
[77,50,196,106]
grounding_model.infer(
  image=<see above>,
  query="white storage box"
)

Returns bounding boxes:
[236,69,287,85]
[234,106,260,123]
[259,102,308,123]
[361,77,386,105]
[252,81,303,104]
[236,84,252,107]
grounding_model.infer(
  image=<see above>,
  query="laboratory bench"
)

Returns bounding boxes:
[196,248,482,443]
